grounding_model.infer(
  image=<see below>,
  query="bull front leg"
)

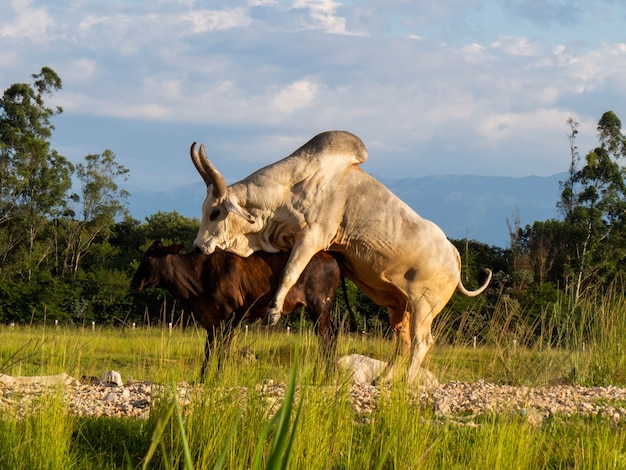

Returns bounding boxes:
[266,228,326,325]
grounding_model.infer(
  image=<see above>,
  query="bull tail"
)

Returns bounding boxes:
[457,268,492,297]
[328,251,359,333]
[339,270,359,333]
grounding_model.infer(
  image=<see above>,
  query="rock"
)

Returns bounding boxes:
[0,372,78,386]
[81,375,101,385]
[3,374,626,422]
[101,370,123,386]
[414,369,439,387]
[337,354,439,386]
[337,354,388,384]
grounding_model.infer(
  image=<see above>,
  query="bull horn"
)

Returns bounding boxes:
[190,142,227,198]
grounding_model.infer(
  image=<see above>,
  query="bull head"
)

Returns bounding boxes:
[191,142,257,255]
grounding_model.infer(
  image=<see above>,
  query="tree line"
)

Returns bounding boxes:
[2,67,626,342]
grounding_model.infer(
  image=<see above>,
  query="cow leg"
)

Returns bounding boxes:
[266,230,325,325]
[315,308,338,360]
[200,326,217,383]
[200,318,240,382]
[220,316,238,358]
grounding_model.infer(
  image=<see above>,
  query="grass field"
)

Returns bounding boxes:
[2,293,626,469]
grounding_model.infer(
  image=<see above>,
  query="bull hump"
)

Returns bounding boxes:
[301,131,368,164]
[237,130,368,188]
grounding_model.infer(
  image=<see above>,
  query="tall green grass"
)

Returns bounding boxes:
[0,390,74,469]
[2,286,626,468]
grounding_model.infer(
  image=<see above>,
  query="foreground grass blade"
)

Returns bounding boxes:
[141,385,193,470]
[142,401,175,470]
[173,386,194,470]
[281,393,304,470]
[253,349,302,470]
[212,415,241,470]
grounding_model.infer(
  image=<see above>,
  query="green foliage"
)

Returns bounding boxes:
[62,150,129,276]
[552,111,626,301]
[128,210,199,253]
[0,67,74,281]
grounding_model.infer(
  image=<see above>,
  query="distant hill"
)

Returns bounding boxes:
[126,172,566,249]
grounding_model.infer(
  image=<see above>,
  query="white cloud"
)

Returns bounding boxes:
[248,0,278,5]
[270,79,319,114]
[180,7,252,32]
[60,91,169,120]
[0,0,54,41]
[490,35,540,56]
[292,0,350,35]
[3,0,625,188]
[462,43,485,54]
[78,15,109,33]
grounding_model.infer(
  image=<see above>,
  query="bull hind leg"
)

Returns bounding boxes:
[405,298,442,385]
[375,294,441,386]
[374,310,411,385]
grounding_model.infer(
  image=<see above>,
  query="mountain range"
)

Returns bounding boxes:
[126,172,567,249]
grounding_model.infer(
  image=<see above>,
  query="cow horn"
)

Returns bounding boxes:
[190,142,227,198]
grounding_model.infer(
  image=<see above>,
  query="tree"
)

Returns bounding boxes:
[558,111,626,301]
[557,117,580,221]
[136,211,199,249]
[598,111,626,159]
[62,150,129,276]
[0,67,73,279]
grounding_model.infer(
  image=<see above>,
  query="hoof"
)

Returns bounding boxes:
[263,308,282,326]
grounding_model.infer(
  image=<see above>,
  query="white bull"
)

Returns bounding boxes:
[191,130,491,384]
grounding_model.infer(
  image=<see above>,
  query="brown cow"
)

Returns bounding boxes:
[130,241,348,381]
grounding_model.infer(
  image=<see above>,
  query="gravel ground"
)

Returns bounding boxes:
[3,376,626,425]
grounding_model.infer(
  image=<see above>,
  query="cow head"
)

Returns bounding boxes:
[190,142,259,256]
[130,241,183,291]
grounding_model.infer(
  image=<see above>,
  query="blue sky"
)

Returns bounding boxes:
[1,0,625,191]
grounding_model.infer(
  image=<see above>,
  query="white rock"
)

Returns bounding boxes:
[337,354,439,386]
[0,372,78,386]
[101,370,123,386]
[414,369,439,387]
[337,354,388,384]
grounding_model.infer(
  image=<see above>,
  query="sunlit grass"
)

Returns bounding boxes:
[3,285,626,468]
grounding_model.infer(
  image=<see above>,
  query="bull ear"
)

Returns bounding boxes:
[224,199,255,224]
[167,244,185,254]
[190,142,227,198]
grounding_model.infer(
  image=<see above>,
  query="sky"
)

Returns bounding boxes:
[1,0,625,192]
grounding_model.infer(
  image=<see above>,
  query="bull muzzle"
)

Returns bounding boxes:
[192,238,216,255]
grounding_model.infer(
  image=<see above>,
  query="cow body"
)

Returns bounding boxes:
[131,241,342,381]
[191,131,492,384]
